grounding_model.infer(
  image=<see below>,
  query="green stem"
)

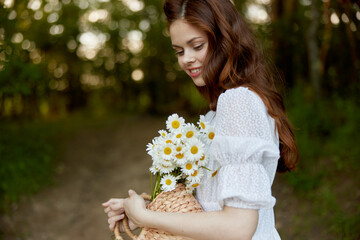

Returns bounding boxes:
[151,172,161,201]
[200,166,213,172]
[150,173,153,198]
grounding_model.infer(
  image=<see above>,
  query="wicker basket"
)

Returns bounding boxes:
[114,183,203,240]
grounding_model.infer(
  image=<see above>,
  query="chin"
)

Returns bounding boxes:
[193,77,206,87]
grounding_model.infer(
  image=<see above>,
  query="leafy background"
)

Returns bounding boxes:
[0,0,359,239]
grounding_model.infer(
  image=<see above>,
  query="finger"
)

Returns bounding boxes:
[104,201,124,213]
[108,214,124,225]
[110,221,125,233]
[110,201,124,211]
[102,198,117,207]
[104,207,111,214]
[107,209,124,218]
[119,222,125,233]
[109,221,116,231]
[108,215,124,231]
[128,189,137,197]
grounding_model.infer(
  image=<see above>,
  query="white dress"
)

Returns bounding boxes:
[196,87,281,240]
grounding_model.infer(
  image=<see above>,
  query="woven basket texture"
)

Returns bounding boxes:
[135,183,203,240]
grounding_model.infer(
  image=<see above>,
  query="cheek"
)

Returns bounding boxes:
[178,58,185,71]
[199,49,207,63]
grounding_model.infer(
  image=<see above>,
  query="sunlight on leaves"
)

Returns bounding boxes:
[122,0,144,12]
[246,3,270,24]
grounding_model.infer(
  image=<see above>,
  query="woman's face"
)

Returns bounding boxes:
[169,19,208,87]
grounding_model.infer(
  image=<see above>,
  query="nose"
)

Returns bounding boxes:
[182,51,196,65]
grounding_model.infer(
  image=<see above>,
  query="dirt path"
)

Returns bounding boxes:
[1,116,331,240]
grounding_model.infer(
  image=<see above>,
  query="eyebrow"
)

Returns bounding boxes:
[172,37,202,48]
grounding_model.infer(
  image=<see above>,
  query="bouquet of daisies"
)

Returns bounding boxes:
[146,113,215,200]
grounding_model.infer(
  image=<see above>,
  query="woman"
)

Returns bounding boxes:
[103,0,298,239]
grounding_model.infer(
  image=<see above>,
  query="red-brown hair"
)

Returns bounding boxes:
[163,0,298,172]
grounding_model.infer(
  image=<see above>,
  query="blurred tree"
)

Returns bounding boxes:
[0,0,359,119]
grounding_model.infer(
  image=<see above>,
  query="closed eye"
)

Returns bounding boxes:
[175,50,184,56]
[194,44,204,51]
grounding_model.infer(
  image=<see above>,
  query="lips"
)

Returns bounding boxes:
[187,67,202,78]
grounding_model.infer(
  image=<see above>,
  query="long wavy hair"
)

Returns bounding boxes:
[163,0,298,172]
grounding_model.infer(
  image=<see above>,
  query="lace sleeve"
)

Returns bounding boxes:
[210,87,280,209]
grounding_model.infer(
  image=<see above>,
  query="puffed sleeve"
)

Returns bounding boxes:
[210,87,280,210]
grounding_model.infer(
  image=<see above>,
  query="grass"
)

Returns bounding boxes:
[0,111,121,214]
[0,121,58,213]
[285,86,360,239]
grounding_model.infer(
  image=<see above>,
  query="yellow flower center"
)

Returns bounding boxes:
[200,122,205,129]
[195,161,199,165]
[165,179,172,185]
[212,170,218,177]
[162,164,169,168]
[164,147,172,155]
[172,120,180,129]
[176,146,182,152]
[166,140,172,144]
[176,153,184,159]
[186,131,194,138]
[191,146,198,154]
[200,155,205,161]
[192,183,199,188]
[176,133,182,138]
[208,132,215,140]
[162,133,166,136]
[186,163,193,170]
[191,170,198,177]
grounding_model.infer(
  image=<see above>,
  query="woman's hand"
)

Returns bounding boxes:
[123,189,148,227]
[102,198,138,232]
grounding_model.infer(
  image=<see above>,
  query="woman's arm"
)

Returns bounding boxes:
[124,190,258,240]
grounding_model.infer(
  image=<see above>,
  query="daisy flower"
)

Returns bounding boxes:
[185,185,194,194]
[158,162,176,174]
[172,143,187,164]
[197,115,207,133]
[181,161,198,175]
[149,164,160,174]
[158,129,168,138]
[174,152,187,165]
[183,123,198,139]
[185,180,201,193]
[172,129,185,144]
[188,180,200,188]
[160,174,178,192]
[157,157,173,167]
[203,126,215,144]
[187,168,204,183]
[185,138,205,162]
[196,153,209,167]
[161,136,174,145]
[160,143,176,161]
[166,114,185,132]
[146,137,160,156]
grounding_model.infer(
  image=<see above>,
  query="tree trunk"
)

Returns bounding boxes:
[320,0,332,76]
[307,0,321,99]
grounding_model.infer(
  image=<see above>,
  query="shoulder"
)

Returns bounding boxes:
[217,87,266,113]
[214,87,274,139]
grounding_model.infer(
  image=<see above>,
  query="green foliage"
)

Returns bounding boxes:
[0,122,57,213]
[0,55,50,95]
[285,84,360,239]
